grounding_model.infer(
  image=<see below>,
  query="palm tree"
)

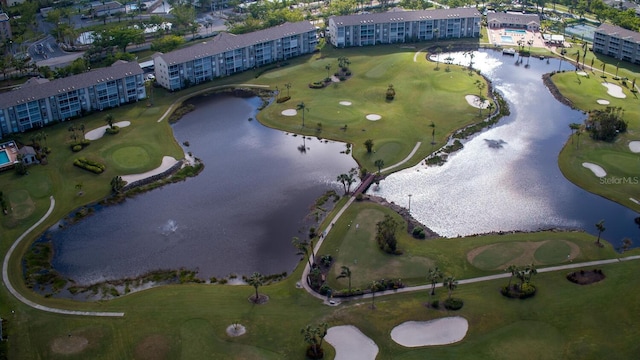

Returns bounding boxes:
[39,131,48,148]
[443,275,458,300]
[325,63,332,79]
[505,264,518,289]
[364,139,374,153]
[284,82,292,97]
[68,125,78,142]
[247,272,264,303]
[374,159,384,174]
[370,280,379,309]
[427,267,443,296]
[111,176,125,194]
[595,219,605,245]
[487,102,495,116]
[569,123,581,147]
[105,113,114,129]
[601,63,606,77]
[336,266,352,294]
[300,323,328,359]
[615,62,620,79]
[292,236,312,268]
[296,102,308,128]
[79,124,85,138]
[590,57,595,71]
[429,122,436,144]
[434,47,442,70]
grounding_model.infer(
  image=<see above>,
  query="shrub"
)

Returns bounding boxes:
[105,126,120,134]
[72,144,83,152]
[355,193,364,201]
[444,297,464,310]
[319,284,332,295]
[308,82,325,89]
[412,227,426,239]
[346,71,352,76]
[276,96,291,103]
[431,300,440,308]
[339,76,346,81]
[73,158,105,174]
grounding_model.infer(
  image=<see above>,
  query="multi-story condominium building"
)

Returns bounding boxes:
[593,23,640,65]
[0,13,11,41]
[327,8,481,48]
[486,12,540,31]
[153,21,318,91]
[0,60,146,138]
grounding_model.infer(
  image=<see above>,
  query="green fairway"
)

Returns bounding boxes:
[2,40,640,359]
[552,62,640,211]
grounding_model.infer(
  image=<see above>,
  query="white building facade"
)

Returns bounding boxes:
[593,23,640,65]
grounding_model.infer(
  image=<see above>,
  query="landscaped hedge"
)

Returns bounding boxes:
[501,283,537,299]
[308,81,325,89]
[444,297,464,310]
[276,96,291,103]
[70,139,91,152]
[73,157,105,174]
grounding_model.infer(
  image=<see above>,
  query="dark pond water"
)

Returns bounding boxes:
[48,95,358,285]
[373,50,639,249]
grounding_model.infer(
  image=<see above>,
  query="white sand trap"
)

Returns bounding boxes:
[326,326,379,360]
[84,121,131,140]
[391,317,469,347]
[596,99,610,105]
[121,156,179,184]
[281,109,297,116]
[629,141,640,153]
[577,71,588,76]
[630,198,640,205]
[582,162,606,177]
[366,114,382,121]
[602,82,626,98]
[339,101,352,106]
[465,95,489,109]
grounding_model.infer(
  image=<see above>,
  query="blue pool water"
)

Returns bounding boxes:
[0,150,10,165]
[506,29,527,35]
[501,35,514,43]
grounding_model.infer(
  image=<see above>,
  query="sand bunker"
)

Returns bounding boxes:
[577,71,588,76]
[366,114,382,121]
[339,101,352,106]
[465,95,489,109]
[582,162,606,177]
[85,121,131,140]
[391,317,469,347]
[629,141,640,153]
[596,99,610,105]
[602,82,626,98]
[121,156,179,184]
[325,325,379,360]
[281,109,297,116]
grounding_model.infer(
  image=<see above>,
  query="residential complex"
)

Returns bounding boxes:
[0,61,145,138]
[593,23,640,65]
[486,12,540,31]
[153,21,318,91]
[327,8,481,48]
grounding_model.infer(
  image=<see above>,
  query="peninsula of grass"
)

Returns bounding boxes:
[551,63,640,210]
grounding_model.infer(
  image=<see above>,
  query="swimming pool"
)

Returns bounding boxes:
[0,150,10,166]
[506,29,526,35]
[501,35,514,43]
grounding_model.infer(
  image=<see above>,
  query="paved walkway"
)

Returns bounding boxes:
[1,196,125,317]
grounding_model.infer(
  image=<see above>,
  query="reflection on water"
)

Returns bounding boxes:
[50,96,358,284]
[373,50,638,247]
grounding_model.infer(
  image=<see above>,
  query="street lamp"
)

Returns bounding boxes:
[408,194,412,213]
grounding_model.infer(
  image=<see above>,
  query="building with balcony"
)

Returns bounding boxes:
[327,8,481,48]
[486,12,540,31]
[593,23,640,65]
[153,21,318,91]
[0,60,145,138]
[0,13,11,41]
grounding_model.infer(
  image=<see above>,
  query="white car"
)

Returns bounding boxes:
[146,74,155,81]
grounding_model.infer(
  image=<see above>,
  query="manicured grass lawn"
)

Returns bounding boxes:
[552,66,640,210]
[2,40,640,359]
[253,45,492,173]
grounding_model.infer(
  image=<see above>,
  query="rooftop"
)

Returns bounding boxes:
[329,8,481,27]
[487,12,541,26]
[595,23,640,43]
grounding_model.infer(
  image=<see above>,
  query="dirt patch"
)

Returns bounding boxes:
[248,294,269,304]
[51,336,89,355]
[134,334,171,360]
[567,269,605,285]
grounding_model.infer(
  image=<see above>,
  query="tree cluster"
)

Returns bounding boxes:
[376,214,400,254]
[586,107,627,142]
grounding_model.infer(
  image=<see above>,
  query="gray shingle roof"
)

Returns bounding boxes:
[158,21,317,65]
[595,23,640,43]
[0,60,142,108]
[486,12,540,26]
[329,8,481,27]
